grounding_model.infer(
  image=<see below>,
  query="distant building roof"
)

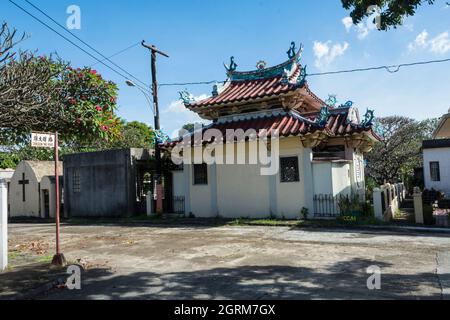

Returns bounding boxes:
[433,109,450,139]
[0,169,15,181]
[24,161,63,181]
[423,139,450,149]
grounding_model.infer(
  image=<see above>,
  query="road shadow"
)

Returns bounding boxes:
[43,258,443,300]
[0,263,66,300]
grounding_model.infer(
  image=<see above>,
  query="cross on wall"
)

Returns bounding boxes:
[18,173,29,202]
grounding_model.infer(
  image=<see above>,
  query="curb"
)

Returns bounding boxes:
[16,275,68,300]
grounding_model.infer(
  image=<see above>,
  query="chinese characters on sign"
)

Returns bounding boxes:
[31,132,56,149]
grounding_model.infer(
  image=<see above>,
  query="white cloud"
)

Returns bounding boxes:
[408,30,429,51]
[163,94,211,138]
[408,30,450,54]
[430,32,450,54]
[342,16,369,40]
[356,24,369,40]
[342,17,353,33]
[313,41,349,69]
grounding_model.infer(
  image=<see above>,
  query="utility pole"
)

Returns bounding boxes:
[141,41,169,213]
[51,132,66,266]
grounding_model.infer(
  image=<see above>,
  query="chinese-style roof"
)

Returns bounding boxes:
[162,107,381,148]
[182,43,325,114]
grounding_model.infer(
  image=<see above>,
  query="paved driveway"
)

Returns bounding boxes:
[6,223,450,300]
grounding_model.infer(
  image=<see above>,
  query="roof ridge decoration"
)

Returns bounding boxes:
[179,89,196,105]
[316,106,331,127]
[224,42,305,82]
[360,109,375,128]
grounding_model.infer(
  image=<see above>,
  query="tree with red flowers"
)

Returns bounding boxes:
[0,23,122,144]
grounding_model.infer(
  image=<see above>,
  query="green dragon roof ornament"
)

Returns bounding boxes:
[287,42,297,59]
[179,89,195,104]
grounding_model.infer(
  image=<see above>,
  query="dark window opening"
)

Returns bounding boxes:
[313,145,346,160]
[430,162,441,182]
[280,157,300,183]
[73,171,81,193]
[193,164,208,185]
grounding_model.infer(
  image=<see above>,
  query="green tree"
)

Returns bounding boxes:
[342,0,435,30]
[107,121,155,149]
[365,116,438,185]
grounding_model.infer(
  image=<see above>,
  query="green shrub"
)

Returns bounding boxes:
[300,207,309,220]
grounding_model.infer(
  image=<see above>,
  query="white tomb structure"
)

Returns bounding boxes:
[423,108,450,195]
[1,179,7,271]
[9,161,63,218]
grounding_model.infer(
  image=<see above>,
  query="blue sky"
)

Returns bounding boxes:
[2,0,450,136]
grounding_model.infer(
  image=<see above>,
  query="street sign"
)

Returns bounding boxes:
[31,132,56,148]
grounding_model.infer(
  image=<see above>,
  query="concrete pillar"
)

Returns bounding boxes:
[302,148,314,214]
[413,187,424,224]
[373,188,383,220]
[1,179,8,271]
[184,164,191,215]
[146,191,154,216]
[210,163,218,216]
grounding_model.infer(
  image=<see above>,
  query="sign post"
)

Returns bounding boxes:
[31,132,66,266]
[0,179,7,272]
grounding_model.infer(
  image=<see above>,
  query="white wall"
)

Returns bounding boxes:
[276,138,306,219]
[172,171,185,197]
[182,137,359,219]
[424,147,450,195]
[9,162,41,218]
[332,162,351,196]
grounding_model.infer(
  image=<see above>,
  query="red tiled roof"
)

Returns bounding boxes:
[187,64,324,110]
[162,108,380,148]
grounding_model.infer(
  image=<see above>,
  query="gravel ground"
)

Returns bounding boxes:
[3,223,450,300]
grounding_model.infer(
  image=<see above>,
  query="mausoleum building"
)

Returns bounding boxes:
[163,43,381,218]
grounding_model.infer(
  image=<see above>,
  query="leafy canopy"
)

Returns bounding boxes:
[342,0,435,30]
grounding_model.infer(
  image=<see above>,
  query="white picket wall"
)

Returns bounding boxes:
[373,183,406,221]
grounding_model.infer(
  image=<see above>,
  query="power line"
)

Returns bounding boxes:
[8,0,146,90]
[23,0,149,89]
[307,57,450,76]
[90,41,141,67]
[159,80,223,87]
[158,56,450,87]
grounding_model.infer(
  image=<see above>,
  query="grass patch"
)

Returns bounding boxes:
[229,218,303,227]
[37,255,54,264]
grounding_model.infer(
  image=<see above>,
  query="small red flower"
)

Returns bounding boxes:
[90,70,97,75]
[95,106,103,112]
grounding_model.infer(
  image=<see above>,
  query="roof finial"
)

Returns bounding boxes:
[287,42,296,59]
[224,56,238,75]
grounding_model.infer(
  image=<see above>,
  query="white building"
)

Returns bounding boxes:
[9,161,63,218]
[163,43,381,219]
[423,108,450,196]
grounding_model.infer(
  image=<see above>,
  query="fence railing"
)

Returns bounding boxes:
[173,196,185,215]
[313,194,341,217]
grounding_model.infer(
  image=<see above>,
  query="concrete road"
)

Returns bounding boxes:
[7,223,450,300]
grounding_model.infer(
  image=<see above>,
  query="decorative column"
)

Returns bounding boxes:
[413,187,424,224]
[373,188,383,220]
[0,179,7,271]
